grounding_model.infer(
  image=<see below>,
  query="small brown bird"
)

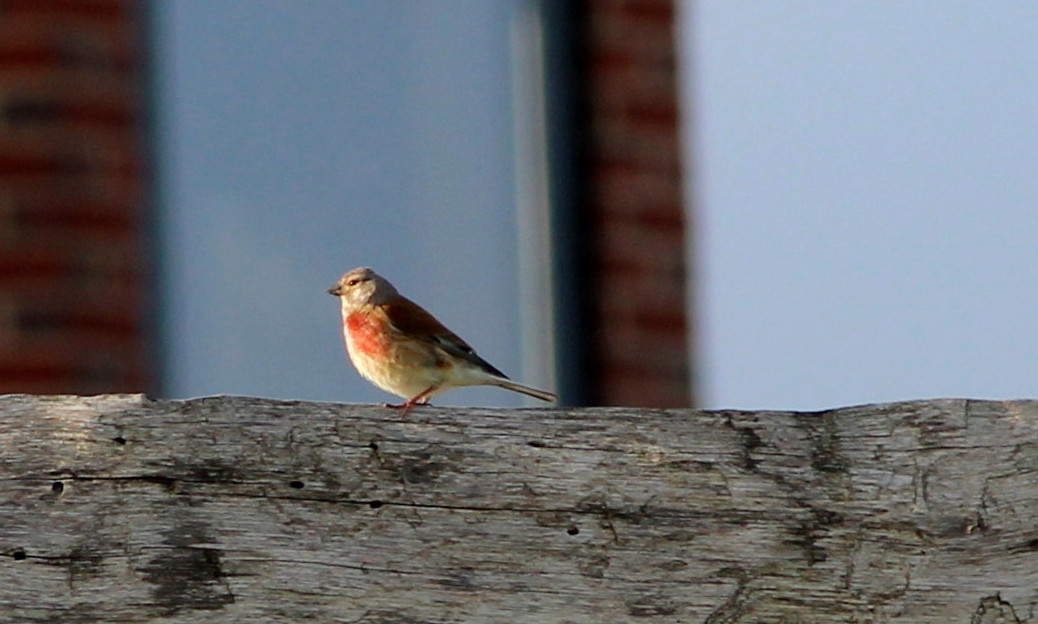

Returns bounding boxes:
[328,267,557,415]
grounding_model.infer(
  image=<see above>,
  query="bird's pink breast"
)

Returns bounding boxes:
[345,312,384,356]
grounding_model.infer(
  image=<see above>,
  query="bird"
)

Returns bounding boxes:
[328,267,557,416]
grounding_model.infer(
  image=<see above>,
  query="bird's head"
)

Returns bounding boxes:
[328,267,399,312]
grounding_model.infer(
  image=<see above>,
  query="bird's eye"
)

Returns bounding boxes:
[346,279,359,286]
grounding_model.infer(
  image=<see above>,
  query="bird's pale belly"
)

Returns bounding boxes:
[343,322,447,399]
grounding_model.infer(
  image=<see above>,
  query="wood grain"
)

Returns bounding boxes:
[1,394,1036,622]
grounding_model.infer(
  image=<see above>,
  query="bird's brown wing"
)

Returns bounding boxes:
[380,299,508,378]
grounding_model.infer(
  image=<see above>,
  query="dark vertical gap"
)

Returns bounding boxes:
[136,0,167,398]
[540,1,595,407]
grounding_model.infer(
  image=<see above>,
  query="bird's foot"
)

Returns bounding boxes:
[391,388,435,419]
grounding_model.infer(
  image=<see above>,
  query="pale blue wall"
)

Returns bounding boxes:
[152,1,538,405]
[684,2,1038,409]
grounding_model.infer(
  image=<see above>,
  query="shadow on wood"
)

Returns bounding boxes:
[1,394,1036,622]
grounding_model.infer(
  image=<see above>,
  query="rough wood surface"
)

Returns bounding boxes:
[1,395,1036,623]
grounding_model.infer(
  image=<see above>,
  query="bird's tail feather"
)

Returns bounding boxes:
[491,378,557,403]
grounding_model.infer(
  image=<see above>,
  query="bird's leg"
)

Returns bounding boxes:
[398,387,436,418]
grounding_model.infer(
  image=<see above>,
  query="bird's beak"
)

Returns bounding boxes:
[327,285,341,296]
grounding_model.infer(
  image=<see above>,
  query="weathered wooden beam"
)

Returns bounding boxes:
[0,394,1036,622]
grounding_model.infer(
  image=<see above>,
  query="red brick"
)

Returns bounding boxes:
[580,0,692,406]
[622,0,675,24]
[0,0,150,394]
[2,0,130,21]
[12,198,137,235]
[593,167,683,217]
[0,344,144,393]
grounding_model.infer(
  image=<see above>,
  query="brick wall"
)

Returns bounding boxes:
[0,0,150,393]
[582,0,692,407]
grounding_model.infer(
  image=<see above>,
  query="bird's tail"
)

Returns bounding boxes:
[491,378,557,403]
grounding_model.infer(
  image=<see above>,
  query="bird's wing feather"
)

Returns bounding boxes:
[380,299,508,378]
